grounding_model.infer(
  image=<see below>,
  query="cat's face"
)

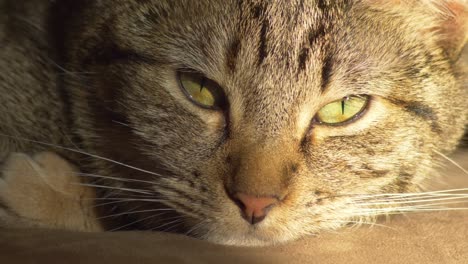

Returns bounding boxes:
[58,0,467,245]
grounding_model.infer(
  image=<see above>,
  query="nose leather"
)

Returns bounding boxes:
[233,193,279,224]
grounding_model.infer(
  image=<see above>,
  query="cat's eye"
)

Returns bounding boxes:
[178,71,225,109]
[315,95,369,125]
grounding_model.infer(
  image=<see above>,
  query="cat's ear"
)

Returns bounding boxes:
[363,0,467,61]
[429,0,467,61]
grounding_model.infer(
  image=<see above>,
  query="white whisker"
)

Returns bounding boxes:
[72,183,153,195]
[109,213,169,232]
[76,172,158,186]
[348,188,468,199]
[356,195,468,206]
[326,220,395,230]
[434,150,468,175]
[185,219,209,237]
[151,217,185,231]
[162,219,186,233]
[98,208,175,220]
[93,198,169,208]
[354,206,468,214]
[0,133,163,178]
[112,120,131,127]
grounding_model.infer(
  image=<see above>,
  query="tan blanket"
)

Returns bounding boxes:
[0,151,467,264]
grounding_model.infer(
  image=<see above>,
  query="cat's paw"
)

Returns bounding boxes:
[0,152,103,231]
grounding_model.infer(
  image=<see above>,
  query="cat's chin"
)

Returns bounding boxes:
[202,233,296,247]
[195,223,305,246]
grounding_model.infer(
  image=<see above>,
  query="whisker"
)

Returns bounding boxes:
[356,195,468,206]
[151,217,185,231]
[112,120,131,127]
[353,206,468,214]
[93,198,169,208]
[434,150,468,175]
[9,16,97,78]
[82,194,158,201]
[72,183,154,195]
[185,219,209,237]
[98,208,175,220]
[161,219,186,233]
[94,200,138,208]
[76,172,158,186]
[347,188,468,199]
[109,213,170,232]
[11,15,45,32]
[355,201,468,213]
[0,133,163,178]
[57,71,96,76]
[326,220,395,230]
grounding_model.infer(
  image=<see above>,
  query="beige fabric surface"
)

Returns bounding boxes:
[0,151,467,264]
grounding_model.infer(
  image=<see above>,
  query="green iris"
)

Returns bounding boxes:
[179,72,216,107]
[316,95,369,125]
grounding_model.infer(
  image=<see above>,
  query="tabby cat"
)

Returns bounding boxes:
[0,0,467,246]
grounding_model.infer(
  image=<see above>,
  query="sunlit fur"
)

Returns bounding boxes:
[0,0,467,246]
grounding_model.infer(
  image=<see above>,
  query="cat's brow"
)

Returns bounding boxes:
[246,2,270,66]
[297,24,328,77]
[226,38,241,73]
[389,98,441,132]
[82,45,158,67]
[257,16,269,66]
[320,53,334,93]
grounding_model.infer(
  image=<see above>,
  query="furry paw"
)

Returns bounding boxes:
[0,152,102,231]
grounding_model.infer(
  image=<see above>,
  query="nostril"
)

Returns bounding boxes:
[232,197,247,211]
[232,192,279,225]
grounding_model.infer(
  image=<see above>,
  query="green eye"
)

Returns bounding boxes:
[178,72,224,109]
[316,95,369,125]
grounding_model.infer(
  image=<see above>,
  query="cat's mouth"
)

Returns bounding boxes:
[183,194,366,246]
[177,200,313,246]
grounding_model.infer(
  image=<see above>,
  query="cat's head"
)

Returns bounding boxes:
[54,0,467,245]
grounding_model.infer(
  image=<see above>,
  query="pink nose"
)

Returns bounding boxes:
[233,193,279,224]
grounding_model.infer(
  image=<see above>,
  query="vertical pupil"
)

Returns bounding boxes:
[341,96,350,115]
[199,77,206,92]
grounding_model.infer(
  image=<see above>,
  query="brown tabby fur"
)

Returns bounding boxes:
[0,0,467,245]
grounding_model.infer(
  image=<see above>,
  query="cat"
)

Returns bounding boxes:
[0,0,467,246]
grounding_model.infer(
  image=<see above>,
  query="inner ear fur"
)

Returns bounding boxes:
[436,1,468,61]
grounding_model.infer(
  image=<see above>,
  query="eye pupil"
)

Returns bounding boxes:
[341,99,345,115]
[199,78,206,92]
